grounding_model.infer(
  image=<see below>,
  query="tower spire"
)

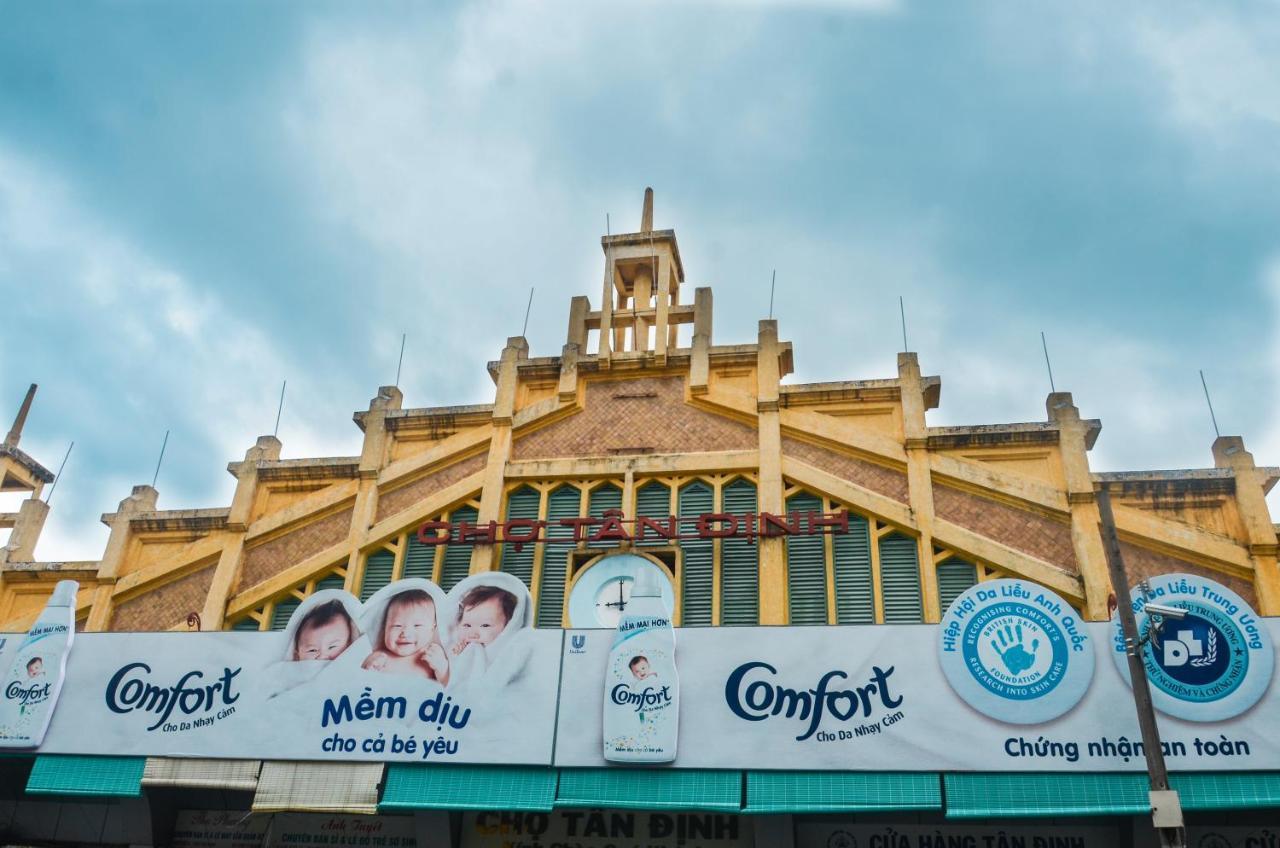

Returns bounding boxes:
[4,383,36,448]
[640,187,654,233]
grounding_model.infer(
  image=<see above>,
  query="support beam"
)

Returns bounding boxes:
[1213,436,1280,615]
[757,319,786,624]
[1049,393,1111,621]
[470,337,526,573]
[899,353,940,622]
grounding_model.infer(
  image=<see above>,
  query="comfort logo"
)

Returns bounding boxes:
[104,662,241,732]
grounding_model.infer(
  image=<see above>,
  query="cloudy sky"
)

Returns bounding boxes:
[4,1,1280,560]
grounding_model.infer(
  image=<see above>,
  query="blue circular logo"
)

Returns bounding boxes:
[1112,574,1272,721]
[939,579,1094,724]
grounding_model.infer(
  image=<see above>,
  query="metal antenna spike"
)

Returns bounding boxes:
[769,270,776,320]
[1041,331,1057,394]
[273,380,287,438]
[522,287,535,338]
[151,430,169,489]
[395,333,407,387]
[898,296,909,353]
[606,213,611,237]
[1200,370,1220,439]
[45,441,74,505]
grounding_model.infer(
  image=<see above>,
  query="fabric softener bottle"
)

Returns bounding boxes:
[603,569,678,763]
[0,580,78,748]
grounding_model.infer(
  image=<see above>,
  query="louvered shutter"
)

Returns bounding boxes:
[499,486,541,588]
[879,533,923,623]
[937,558,978,614]
[635,481,672,547]
[538,485,581,628]
[721,479,759,626]
[360,549,395,602]
[833,514,874,624]
[438,505,478,592]
[315,572,346,592]
[587,484,623,548]
[784,493,828,625]
[402,532,435,580]
[270,597,300,631]
[231,617,260,632]
[678,481,714,627]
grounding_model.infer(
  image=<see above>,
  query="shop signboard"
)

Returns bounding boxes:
[8,574,1280,771]
[26,574,562,764]
[795,821,1121,848]
[171,811,271,848]
[557,577,1280,771]
[171,811,434,848]
[461,810,750,848]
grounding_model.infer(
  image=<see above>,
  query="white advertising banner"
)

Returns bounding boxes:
[461,810,750,848]
[795,822,1121,848]
[19,575,562,764]
[556,578,1280,771]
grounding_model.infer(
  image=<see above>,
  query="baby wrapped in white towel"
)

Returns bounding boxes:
[264,589,362,699]
[445,572,534,693]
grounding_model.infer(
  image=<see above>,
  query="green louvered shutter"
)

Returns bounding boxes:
[538,485,581,628]
[587,483,623,548]
[785,493,828,625]
[678,481,714,627]
[231,617,260,632]
[879,533,923,623]
[721,479,759,625]
[402,532,435,580]
[438,505,478,592]
[937,558,978,614]
[635,481,672,547]
[315,572,346,592]
[360,549,395,601]
[833,514,874,624]
[270,597,300,631]
[500,486,541,588]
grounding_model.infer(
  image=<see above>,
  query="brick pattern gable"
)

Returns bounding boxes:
[1119,541,1258,610]
[375,453,485,523]
[934,483,1077,572]
[110,562,217,631]
[782,436,910,503]
[512,376,756,460]
[238,506,353,593]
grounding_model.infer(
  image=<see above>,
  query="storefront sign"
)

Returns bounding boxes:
[1167,827,1280,848]
[265,813,419,848]
[557,579,1280,771]
[172,811,270,848]
[27,575,562,764]
[462,810,749,848]
[417,509,850,550]
[796,822,1121,848]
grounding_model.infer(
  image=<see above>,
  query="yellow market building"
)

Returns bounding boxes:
[1,191,1279,847]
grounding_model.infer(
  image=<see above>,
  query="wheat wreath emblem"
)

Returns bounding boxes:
[1190,630,1218,668]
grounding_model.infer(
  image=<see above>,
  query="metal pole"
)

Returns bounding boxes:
[1041,331,1056,394]
[151,430,169,490]
[769,270,776,320]
[1097,489,1186,847]
[898,296,908,352]
[395,334,407,387]
[1199,370,1220,439]
[44,441,74,505]
[273,381,287,438]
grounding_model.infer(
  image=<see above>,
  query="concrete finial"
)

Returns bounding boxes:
[641,187,654,233]
[4,383,36,448]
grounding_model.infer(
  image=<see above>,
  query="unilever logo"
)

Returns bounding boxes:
[570,634,587,654]
[1112,573,1273,722]
[938,579,1093,724]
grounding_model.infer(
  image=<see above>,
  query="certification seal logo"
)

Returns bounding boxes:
[938,578,1094,724]
[1112,573,1273,722]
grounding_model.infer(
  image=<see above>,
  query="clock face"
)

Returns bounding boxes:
[567,553,675,628]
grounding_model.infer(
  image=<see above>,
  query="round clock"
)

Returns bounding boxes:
[566,553,675,628]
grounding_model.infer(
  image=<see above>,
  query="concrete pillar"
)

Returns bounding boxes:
[87,484,159,631]
[345,387,402,593]
[1213,436,1280,614]
[1048,393,1111,621]
[598,249,615,363]
[654,255,671,365]
[560,296,589,402]
[633,265,653,353]
[200,436,281,629]
[1,497,49,563]
[899,353,941,622]
[690,287,712,395]
[757,320,787,624]
[471,337,527,573]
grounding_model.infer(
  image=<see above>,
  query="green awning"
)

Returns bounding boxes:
[1170,772,1280,811]
[944,773,1150,819]
[26,755,146,798]
[557,769,742,813]
[381,765,556,812]
[746,771,942,813]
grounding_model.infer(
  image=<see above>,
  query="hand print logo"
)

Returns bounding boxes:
[993,624,1039,676]
[939,578,1092,724]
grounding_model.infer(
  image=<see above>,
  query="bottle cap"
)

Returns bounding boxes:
[632,568,661,598]
[48,580,79,608]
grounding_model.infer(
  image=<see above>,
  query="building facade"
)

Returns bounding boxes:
[1,191,1278,846]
